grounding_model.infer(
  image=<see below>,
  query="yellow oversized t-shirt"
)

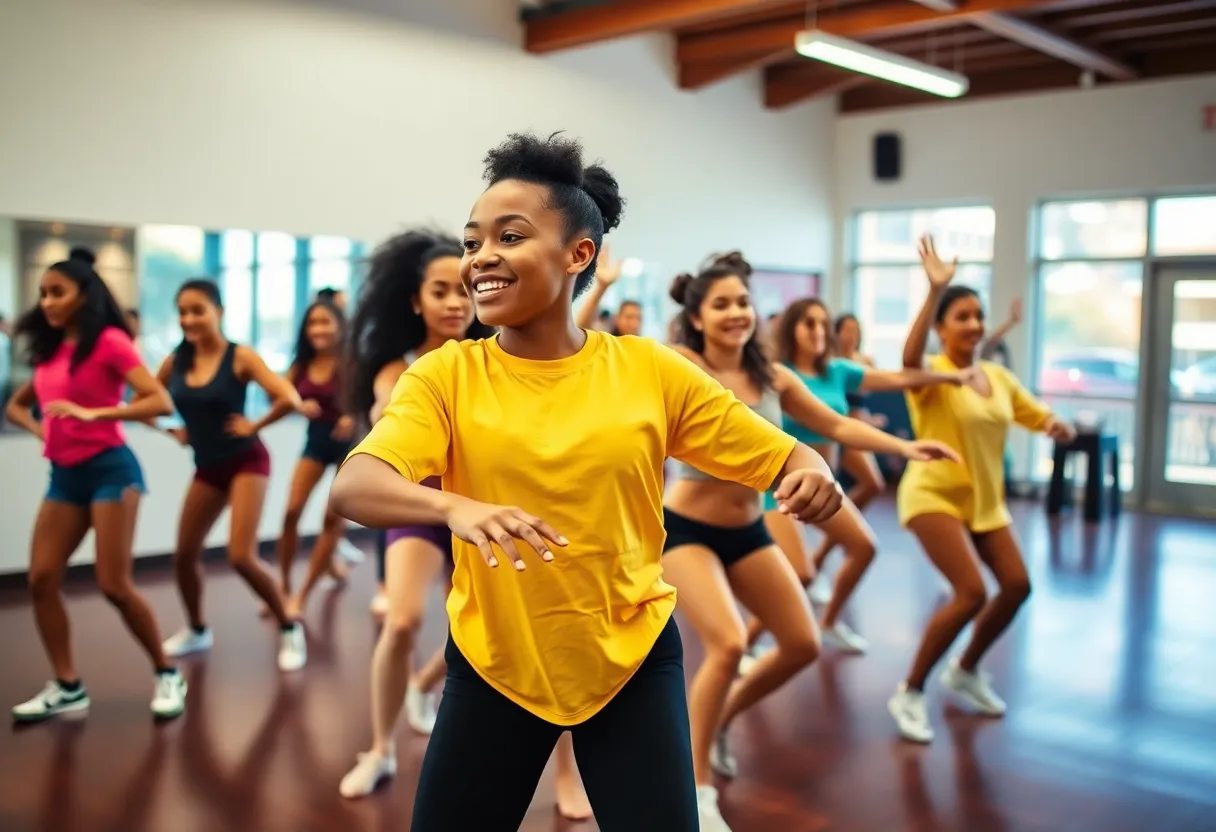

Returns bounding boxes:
[349,331,796,725]
[897,354,1052,533]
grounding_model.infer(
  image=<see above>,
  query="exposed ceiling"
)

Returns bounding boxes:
[521,1,1216,112]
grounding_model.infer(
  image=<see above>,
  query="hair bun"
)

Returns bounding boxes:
[68,246,96,267]
[669,272,695,305]
[580,164,624,233]
[707,250,751,276]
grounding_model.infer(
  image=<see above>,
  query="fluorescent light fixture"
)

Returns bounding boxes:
[795,30,969,98]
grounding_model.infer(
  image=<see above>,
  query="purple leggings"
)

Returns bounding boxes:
[376,477,452,581]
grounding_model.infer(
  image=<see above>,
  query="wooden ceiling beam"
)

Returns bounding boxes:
[971,13,1138,79]
[1085,13,1216,43]
[676,0,1065,64]
[679,51,794,89]
[765,65,871,110]
[524,0,799,53]
[1043,0,1216,30]
[837,44,1216,113]
[905,0,1137,80]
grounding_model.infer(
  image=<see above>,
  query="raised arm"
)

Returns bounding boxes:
[573,245,622,331]
[902,235,957,369]
[5,382,42,440]
[774,365,960,463]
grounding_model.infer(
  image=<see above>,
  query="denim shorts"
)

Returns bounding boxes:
[47,444,147,507]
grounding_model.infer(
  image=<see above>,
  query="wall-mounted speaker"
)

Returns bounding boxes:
[873,132,901,182]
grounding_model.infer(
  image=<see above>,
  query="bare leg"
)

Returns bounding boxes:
[27,501,91,681]
[839,446,885,510]
[747,510,812,647]
[226,474,291,626]
[275,457,327,597]
[904,515,987,689]
[660,544,745,787]
[91,488,170,669]
[173,480,228,630]
[719,546,819,727]
[958,525,1031,672]
[368,537,445,757]
[553,732,592,820]
[290,507,346,618]
[815,498,877,629]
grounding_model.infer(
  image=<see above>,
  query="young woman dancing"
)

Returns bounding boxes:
[661,257,958,832]
[6,247,186,722]
[154,279,307,672]
[756,298,964,654]
[334,229,593,817]
[274,299,355,618]
[330,131,849,831]
[889,236,1075,744]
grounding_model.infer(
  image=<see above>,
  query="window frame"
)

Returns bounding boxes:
[1029,190,1216,495]
[848,204,997,369]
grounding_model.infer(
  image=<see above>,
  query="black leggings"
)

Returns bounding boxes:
[411,615,698,831]
[375,528,386,582]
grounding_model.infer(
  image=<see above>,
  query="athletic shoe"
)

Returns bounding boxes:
[339,751,396,799]
[163,627,213,657]
[941,658,1006,716]
[151,670,187,719]
[12,681,90,723]
[888,683,934,743]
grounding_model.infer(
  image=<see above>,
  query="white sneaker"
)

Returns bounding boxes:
[709,728,737,779]
[405,686,438,735]
[151,670,187,719]
[12,681,90,723]
[888,683,934,743]
[696,785,734,832]
[162,627,213,658]
[940,658,1007,716]
[809,572,832,605]
[337,537,365,564]
[339,751,397,799]
[736,652,758,676]
[278,624,307,672]
[821,621,869,654]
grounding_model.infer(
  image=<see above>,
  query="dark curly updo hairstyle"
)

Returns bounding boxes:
[16,246,132,371]
[670,251,773,390]
[480,131,625,298]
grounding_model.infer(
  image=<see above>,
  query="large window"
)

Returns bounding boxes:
[851,206,995,368]
[1030,195,1216,489]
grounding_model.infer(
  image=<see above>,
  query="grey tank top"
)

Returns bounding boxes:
[672,386,784,481]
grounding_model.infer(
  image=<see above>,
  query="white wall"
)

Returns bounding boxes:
[832,75,1216,478]
[0,0,835,571]
[832,73,1216,322]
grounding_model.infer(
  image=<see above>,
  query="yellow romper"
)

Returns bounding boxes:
[897,354,1052,533]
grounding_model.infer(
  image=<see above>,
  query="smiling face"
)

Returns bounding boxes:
[936,291,986,358]
[416,256,475,341]
[793,301,831,362]
[835,316,860,355]
[304,304,342,353]
[459,179,595,329]
[690,274,755,352]
[38,268,85,330]
[177,288,222,344]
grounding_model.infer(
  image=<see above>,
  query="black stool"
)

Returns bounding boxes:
[1046,432,1121,522]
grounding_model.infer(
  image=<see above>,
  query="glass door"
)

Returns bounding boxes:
[1144,266,1216,510]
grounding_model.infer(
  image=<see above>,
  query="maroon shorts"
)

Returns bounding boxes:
[194,439,271,492]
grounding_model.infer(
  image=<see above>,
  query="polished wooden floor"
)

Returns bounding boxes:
[2,498,1215,832]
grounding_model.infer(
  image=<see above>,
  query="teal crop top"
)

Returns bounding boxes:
[781,359,866,445]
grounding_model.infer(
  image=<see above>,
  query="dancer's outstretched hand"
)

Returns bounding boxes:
[446,496,568,571]
[900,440,961,463]
[773,469,844,525]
